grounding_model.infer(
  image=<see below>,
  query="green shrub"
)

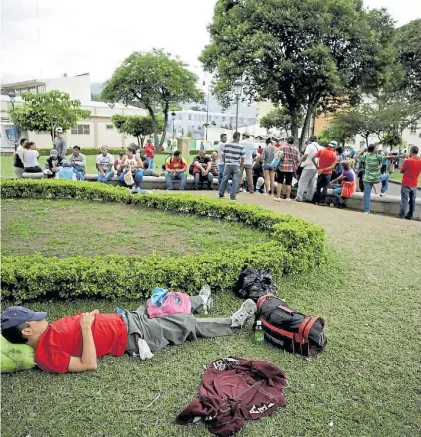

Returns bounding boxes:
[37,148,171,156]
[189,149,217,155]
[0,179,326,301]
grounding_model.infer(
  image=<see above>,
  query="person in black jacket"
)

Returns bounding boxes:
[43,149,63,178]
[252,153,265,193]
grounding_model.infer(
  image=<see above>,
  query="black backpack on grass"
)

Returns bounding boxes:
[256,294,327,358]
[233,268,278,301]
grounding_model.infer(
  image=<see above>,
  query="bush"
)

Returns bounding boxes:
[189,149,217,156]
[37,148,171,156]
[0,179,326,301]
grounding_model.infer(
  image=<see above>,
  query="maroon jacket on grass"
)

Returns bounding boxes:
[176,357,287,437]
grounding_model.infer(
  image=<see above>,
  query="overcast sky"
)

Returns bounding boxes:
[1,0,420,85]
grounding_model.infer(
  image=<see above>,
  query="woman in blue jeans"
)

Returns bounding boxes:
[119,146,144,193]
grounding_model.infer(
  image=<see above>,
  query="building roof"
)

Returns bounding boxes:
[1,80,46,91]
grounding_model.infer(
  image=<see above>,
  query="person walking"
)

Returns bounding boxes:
[296,135,320,202]
[261,138,276,195]
[398,146,421,220]
[311,142,338,205]
[144,139,156,171]
[274,136,300,202]
[218,132,245,201]
[358,144,388,213]
[217,133,227,186]
[239,133,255,194]
[54,128,67,158]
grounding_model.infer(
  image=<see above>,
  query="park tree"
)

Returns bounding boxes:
[101,49,204,147]
[200,0,395,150]
[111,114,165,147]
[259,107,295,135]
[11,91,90,142]
[393,19,421,100]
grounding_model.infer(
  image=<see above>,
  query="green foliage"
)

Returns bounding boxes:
[11,91,91,142]
[201,0,395,148]
[393,19,421,100]
[189,149,217,155]
[101,49,204,147]
[259,107,296,134]
[0,180,326,302]
[111,114,165,147]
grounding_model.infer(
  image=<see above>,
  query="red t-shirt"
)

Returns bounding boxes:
[401,157,421,187]
[35,314,127,373]
[314,148,338,174]
[145,144,155,158]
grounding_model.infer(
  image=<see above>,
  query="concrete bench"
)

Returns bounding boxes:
[22,173,219,190]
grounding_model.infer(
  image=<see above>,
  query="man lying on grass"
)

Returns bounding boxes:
[1,289,256,374]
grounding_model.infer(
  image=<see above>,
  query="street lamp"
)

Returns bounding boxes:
[171,111,176,142]
[8,91,17,144]
[233,80,244,132]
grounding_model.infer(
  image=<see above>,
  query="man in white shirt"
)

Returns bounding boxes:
[217,133,227,186]
[296,136,321,202]
[239,133,255,194]
[96,145,115,183]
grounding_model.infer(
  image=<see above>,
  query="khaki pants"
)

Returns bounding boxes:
[14,167,25,179]
[239,165,254,193]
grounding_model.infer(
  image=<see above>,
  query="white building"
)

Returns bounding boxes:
[1,73,148,152]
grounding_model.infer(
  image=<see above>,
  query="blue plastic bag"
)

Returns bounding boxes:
[151,287,169,307]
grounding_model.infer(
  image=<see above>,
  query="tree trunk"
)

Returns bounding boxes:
[146,106,159,148]
[140,136,145,148]
[299,103,315,152]
[159,103,169,147]
[136,136,141,147]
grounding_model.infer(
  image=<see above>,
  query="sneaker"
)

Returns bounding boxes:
[198,284,211,307]
[285,198,291,202]
[380,193,386,197]
[274,197,281,202]
[218,195,226,199]
[230,199,237,202]
[296,198,302,202]
[263,193,269,196]
[231,299,257,328]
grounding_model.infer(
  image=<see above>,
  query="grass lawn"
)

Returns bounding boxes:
[0,154,172,179]
[389,170,421,186]
[1,199,272,257]
[1,196,420,437]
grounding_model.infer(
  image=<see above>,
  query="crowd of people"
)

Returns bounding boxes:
[12,130,421,218]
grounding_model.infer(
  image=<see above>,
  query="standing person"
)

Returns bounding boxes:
[13,138,28,179]
[398,146,421,220]
[261,138,276,195]
[54,128,67,158]
[43,149,63,178]
[218,132,245,201]
[252,153,265,193]
[329,161,356,208]
[358,144,388,214]
[311,142,338,205]
[210,152,219,177]
[217,133,227,186]
[200,141,205,151]
[239,133,255,194]
[119,146,144,193]
[193,150,213,190]
[68,146,86,181]
[96,145,115,183]
[23,142,43,173]
[257,144,264,156]
[165,150,188,190]
[144,139,156,171]
[296,135,320,202]
[274,136,300,202]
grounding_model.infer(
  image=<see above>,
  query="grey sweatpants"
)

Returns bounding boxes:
[296,168,318,201]
[125,296,233,355]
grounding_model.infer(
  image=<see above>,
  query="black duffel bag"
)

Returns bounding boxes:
[256,294,327,358]
[233,268,278,301]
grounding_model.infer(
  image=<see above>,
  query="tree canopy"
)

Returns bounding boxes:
[11,91,90,142]
[259,107,296,134]
[101,49,204,147]
[200,0,395,149]
[111,114,165,147]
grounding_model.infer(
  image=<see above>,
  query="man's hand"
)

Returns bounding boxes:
[317,169,323,175]
[80,312,96,329]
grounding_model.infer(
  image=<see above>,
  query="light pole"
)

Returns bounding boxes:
[233,80,244,132]
[171,111,176,143]
[203,80,210,141]
[8,91,17,144]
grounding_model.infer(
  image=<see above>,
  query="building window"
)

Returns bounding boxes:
[410,124,417,134]
[188,114,191,120]
[71,124,90,135]
[106,124,113,130]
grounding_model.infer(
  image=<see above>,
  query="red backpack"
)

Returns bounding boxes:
[257,294,327,358]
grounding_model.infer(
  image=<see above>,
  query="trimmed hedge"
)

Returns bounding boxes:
[189,149,217,155]
[37,148,171,156]
[0,179,327,301]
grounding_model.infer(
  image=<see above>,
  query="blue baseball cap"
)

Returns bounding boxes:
[1,306,47,330]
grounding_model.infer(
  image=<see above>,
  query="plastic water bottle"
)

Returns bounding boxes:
[254,321,265,343]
